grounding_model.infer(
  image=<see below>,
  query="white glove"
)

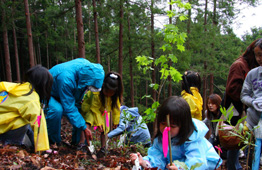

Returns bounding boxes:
[252,100,262,112]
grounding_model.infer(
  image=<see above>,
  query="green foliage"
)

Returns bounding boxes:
[136,0,190,121]
[172,160,203,170]
[212,106,255,150]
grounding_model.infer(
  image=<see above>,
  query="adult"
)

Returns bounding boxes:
[45,58,104,146]
[0,65,53,152]
[107,106,151,147]
[223,38,260,170]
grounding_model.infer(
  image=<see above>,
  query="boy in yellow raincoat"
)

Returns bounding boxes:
[0,65,53,152]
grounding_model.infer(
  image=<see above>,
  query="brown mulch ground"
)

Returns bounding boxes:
[0,117,262,169]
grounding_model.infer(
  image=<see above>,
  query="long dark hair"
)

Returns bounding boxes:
[182,70,201,95]
[242,38,262,69]
[99,71,123,109]
[24,65,53,105]
[155,96,197,145]
[206,94,222,120]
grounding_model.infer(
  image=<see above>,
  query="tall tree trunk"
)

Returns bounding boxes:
[203,61,207,114]
[168,0,172,97]
[2,0,12,82]
[0,45,6,81]
[12,21,20,82]
[209,73,214,95]
[75,0,85,58]
[187,0,191,34]
[12,1,20,82]
[93,0,101,63]
[151,0,157,137]
[118,0,123,76]
[202,0,208,114]
[46,32,49,69]
[127,15,134,107]
[37,37,41,64]
[213,0,217,25]
[24,0,35,67]
[186,0,191,50]
[151,0,156,102]
[88,0,91,44]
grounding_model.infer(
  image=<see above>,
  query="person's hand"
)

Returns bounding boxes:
[97,125,104,133]
[130,152,148,168]
[130,153,138,164]
[113,124,118,129]
[166,163,178,170]
[83,127,92,146]
[252,100,262,112]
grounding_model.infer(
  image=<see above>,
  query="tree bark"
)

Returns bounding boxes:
[2,0,12,82]
[24,0,35,67]
[203,61,207,114]
[151,0,156,102]
[213,0,217,25]
[75,0,85,58]
[12,21,20,82]
[209,73,214,95]
[151,0,157,137]
[127,11,134,107]
[118,0,123,76]
[93,0,101,63]
[12,0,20,82]
[168,0,172,97]
[46,32,49,69]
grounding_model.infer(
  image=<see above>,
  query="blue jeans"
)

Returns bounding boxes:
[227,149,242,170]
[0,124,34,148]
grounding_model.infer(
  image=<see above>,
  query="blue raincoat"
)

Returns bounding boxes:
[45,58,104,144]
[143,119,222,170]
[107,106,151,145]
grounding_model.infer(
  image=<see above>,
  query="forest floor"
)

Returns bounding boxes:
[0,117,261,170]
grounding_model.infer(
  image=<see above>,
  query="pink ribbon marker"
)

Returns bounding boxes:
[215,146,222,153]
[34,115,42,127]
[162,127,170,158]
[102,110,109,127]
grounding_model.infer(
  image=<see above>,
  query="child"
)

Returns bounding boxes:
[107,106,151,147]
[203,94,222,145]
[0,65,53,152]
[130,96,222,170]
[181,71,203,120]
[240,38,262,170]
[79,71,123,154]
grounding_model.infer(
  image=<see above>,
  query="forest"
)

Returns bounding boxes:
[1,0,262,169]
[1,0,262,112]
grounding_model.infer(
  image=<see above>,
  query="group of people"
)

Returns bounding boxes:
[1,38,262,170]
[0,58,151,153]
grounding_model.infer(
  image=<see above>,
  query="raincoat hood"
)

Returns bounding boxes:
[50,58,105,90]
[0,82,31,97]
[120,106,140,118]
[187,118,209,143]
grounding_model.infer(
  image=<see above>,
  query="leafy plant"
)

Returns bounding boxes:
[136,0,191,123]
[212,106,256,150]
[172,160,203,170]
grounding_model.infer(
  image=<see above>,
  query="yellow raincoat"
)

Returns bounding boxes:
[0,82,49,151]
[81,91,120,133]
[181,87,203,120]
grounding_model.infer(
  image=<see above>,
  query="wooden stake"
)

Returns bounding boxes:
[167,114,173,165]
